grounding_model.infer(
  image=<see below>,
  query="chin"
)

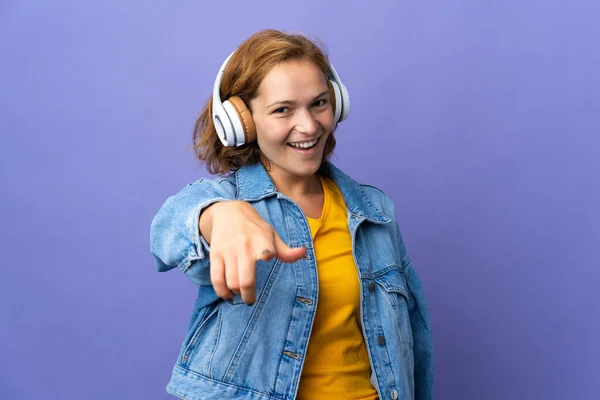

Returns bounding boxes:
[294,162,322,177]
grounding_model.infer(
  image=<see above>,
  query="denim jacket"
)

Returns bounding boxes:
[150,162,434,400]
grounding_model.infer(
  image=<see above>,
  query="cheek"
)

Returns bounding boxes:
[320,109,335,132]
[254,118,290,145]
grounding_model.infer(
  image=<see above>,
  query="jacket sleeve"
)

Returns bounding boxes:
[149,177,236,285]
[402,253,434,400]
[393,221,434,400]
[360,185,434,398]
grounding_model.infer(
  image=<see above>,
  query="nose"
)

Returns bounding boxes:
[294,108,318,135]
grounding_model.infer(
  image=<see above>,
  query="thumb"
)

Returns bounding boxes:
[273,233,307,263]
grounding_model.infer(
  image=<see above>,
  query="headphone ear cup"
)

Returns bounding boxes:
[222,98,249,146]
[338,82,350,122]
[328,80,342,123]
[228,96,256,144]
[213,101,236,147]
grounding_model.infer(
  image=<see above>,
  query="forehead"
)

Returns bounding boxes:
[256,60,328,102]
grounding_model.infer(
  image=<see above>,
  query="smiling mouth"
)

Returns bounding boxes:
[287,136,320,150]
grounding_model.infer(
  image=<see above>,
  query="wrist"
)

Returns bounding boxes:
[199,202,220,244]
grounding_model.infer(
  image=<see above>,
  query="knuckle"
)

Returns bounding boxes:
[239,279,255,290]
[211,276,225,287]
[228,282,240,292]
[262,233,277,247]
[211,247,226,257]
[234,234,250,248]
[235,232,250,244]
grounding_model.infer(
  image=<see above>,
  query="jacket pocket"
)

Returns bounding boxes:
[374,267,415,395]
[374,268,414,350]
[180,302,221,376]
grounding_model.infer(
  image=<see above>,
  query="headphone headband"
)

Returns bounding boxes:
[212,51,235,108]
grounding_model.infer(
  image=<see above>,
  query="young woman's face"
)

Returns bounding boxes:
[249,59,335,182]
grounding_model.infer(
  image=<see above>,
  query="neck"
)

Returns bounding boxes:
[267,168,322,199]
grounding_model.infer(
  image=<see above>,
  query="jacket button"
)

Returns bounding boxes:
[377,335,386,346]
[368,282,376,292]
[391,389,399,399]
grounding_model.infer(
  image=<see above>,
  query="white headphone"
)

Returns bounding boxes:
[212,52,350,147]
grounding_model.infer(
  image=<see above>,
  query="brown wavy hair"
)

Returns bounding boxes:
[192,29,337,175]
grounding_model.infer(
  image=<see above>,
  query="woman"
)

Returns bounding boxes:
[150,29,433,400]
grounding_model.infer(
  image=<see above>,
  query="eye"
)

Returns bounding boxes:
[313,99,327,107]
[273,107,289,114]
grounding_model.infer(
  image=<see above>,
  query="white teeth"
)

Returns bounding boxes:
[289,139,318,149]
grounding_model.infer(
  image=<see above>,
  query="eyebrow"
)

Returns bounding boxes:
[266,90,330,109]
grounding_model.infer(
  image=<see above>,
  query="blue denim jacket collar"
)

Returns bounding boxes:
[234,161,391,224]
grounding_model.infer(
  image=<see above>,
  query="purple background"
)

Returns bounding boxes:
[1,1,599,399]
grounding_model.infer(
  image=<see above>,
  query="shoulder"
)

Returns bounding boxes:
[323,163,399,221]
[359,182,397,219]
[359,183,392,202]
[174,173,238,200]
[188,174,236,190]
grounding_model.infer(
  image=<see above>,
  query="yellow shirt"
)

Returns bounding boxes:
[297,176,379,400]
